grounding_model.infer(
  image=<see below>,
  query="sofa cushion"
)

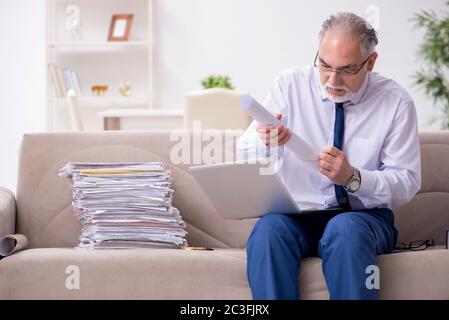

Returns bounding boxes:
[1,247,448,299]
[0,248,251,299]
[306,247,449,299]
[303,247,449,299]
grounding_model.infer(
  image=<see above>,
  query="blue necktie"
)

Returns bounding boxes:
[333,102,351,210]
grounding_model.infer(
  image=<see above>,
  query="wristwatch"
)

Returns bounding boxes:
[344,167,361,193]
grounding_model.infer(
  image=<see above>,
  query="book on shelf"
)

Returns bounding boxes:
[48,63,83,98]
[48,64,63,97]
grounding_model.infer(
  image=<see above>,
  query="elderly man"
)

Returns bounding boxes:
[237,12,421,300]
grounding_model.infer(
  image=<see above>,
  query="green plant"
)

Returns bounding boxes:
[413,2,449,129]
[201,74,234,90]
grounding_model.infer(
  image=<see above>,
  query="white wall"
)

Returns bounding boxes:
[0,0,447,193]
[153,0,447,129]
[0,0,46,192]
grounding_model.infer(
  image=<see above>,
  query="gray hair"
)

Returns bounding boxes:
[319,12,378,57]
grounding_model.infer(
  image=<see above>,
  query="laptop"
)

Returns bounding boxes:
[189,159,337,220]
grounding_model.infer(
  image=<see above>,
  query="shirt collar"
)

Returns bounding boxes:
[317,69,370,105]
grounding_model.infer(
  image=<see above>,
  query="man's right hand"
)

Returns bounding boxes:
[256,113,292,147]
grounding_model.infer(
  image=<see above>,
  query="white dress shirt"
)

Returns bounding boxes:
[236,65,421,210]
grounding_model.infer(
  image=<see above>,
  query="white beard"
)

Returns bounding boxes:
[321,82,355,103]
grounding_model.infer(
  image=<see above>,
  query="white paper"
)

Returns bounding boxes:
[240,95,319,162]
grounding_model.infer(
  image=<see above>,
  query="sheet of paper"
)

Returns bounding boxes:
[240,95,320,162]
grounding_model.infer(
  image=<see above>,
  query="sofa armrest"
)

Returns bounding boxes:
[0,187,16,236]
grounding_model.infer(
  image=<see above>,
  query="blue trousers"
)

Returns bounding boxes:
[246,208,398,300]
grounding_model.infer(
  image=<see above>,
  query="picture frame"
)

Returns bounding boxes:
[107,14,133,41]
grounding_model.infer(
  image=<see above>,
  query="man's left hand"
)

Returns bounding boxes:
[318,146,353,186]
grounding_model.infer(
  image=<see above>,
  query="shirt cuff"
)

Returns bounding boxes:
[356,168,377,196]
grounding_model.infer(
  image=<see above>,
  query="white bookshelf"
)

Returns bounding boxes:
[50,96,149,107]
[48,41,150,48]
[46,0,153,131]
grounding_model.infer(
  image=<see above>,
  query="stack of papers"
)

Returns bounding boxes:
[59,162,188,249]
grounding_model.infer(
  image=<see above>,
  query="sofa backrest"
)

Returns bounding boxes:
[15,131,449,248]
[16,131,255,249]
[395,131,449,245]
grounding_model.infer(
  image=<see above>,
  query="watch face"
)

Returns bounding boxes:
[350,180,360,191]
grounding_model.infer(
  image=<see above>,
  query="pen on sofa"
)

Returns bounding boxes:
[181,246,214,251]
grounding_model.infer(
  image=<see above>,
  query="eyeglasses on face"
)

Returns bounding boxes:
[393,239,435,252]
[313,51,371,76]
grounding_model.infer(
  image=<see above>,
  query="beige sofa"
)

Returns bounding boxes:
[0,131,449,299]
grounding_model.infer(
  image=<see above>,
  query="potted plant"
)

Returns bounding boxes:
[413,2,449,129]
[200,74,234,90]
